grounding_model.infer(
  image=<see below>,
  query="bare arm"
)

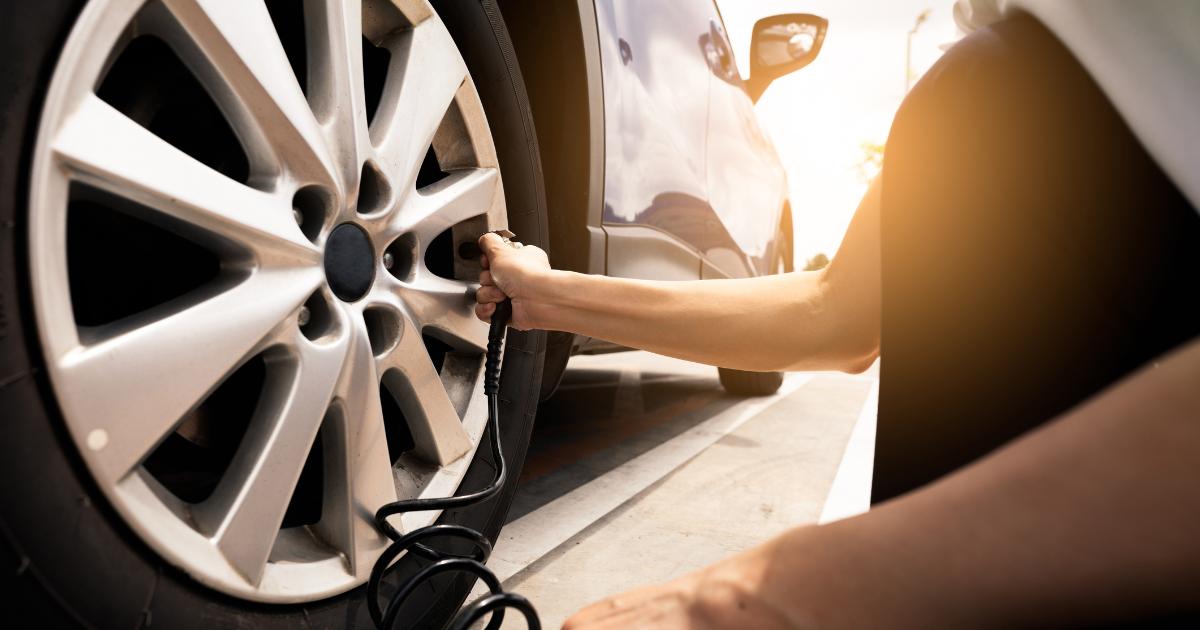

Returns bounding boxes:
[476,180,881,373]
[565,335,1200,628]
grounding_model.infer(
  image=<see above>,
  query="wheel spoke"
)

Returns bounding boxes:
[54,95,319,266]
[305,0,371,192]
[196,331,351,585]
[151,0,335,184]
[393,275,489,353]
[393,167,499,247]
[371,17,467,191]
[57,268,322,484]
[316,321,396,576]
[371,0,434,32]
[379,320,473,465]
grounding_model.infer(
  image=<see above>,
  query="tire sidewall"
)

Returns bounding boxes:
[0,1,546,628]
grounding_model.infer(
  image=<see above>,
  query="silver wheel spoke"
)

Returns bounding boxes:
[305,0,371,192]
[381,0,434,29]
[371,17,467,190]
[58,268,322,484]
[393,167,500,246]
[153,0,335,184]
[380,320,472,465]
[54,95,319,266]
[316,322,396,575]
[197,331,350,585]
[394,275,489,352]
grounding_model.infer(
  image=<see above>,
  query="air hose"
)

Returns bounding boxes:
[367,297,541,630]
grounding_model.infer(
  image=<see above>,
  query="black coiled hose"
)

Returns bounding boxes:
[367,300,541,630]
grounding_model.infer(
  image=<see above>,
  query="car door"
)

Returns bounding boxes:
[701,6,789,278]
[593,0,715,280]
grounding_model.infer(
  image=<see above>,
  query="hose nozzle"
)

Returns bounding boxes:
[484,299,511,396]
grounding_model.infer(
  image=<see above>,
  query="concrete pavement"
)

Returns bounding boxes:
[470,352,879,627]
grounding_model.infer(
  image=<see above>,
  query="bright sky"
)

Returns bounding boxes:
[718,0,959,261]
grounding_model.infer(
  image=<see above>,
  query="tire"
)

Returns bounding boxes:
[715,210,789,397]
[0,0,546,628]
[538,330,574,401]
[717,368,784,396]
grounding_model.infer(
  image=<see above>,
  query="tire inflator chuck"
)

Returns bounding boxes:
[367,232,541,629]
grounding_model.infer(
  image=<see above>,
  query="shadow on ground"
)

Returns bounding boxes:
[510,367,741,521]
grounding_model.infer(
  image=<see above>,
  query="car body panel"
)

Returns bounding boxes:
[703,14,789,278]
[594,0,709,280]
[592,0,788,281]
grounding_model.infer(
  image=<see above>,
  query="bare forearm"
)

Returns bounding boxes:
[519,181,883,372]
[523,269,874,372]
[478,180,882,373]
[752,337,1200,627]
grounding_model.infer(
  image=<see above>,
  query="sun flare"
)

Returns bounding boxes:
[719,0,957,262]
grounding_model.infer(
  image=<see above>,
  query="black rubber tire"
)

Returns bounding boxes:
[0,1,546,628]
[717,368,784,396]
[715,212,790,397]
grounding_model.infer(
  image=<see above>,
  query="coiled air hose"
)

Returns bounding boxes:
[367,297,541,629]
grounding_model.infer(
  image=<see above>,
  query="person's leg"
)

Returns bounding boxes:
[874,15,1200,503]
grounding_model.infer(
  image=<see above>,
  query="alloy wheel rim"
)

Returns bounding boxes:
[28,0,505,602]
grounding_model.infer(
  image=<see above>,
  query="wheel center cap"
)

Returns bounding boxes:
[324,223,375,302]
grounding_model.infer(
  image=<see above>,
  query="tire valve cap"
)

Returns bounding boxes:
[297,306,311,327]
[382,252,394,270]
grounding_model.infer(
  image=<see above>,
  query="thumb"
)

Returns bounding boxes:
[478,232,508,258]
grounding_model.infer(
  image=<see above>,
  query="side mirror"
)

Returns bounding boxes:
[747,14,828,102]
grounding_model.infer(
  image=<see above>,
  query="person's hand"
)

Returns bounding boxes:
[563,552,793,630]
[474,232,552,330]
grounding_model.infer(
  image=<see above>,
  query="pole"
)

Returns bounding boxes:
[905,30,913,92]
[906,9,931,92]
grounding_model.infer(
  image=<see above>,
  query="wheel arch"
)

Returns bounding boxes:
[494,0,605,277]
[496,0,606,399]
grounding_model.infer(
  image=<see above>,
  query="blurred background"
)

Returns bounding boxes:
[717,1,957,267]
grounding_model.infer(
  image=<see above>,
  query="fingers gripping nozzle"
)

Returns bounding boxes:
[485,299,511,397]
[483,230,516,397]
[458,228,517,260]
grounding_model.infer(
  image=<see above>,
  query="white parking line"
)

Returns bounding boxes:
[484,373,813,582]
[819,377,879,523]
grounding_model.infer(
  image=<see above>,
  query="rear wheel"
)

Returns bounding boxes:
[2,0,545,627]
[717,368,784,396]
[717,214,790,397]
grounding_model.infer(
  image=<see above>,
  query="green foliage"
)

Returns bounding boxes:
[856,141,885,183]
[803,252,830,271]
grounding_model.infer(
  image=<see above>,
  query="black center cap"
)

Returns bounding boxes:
[324,223,375,302]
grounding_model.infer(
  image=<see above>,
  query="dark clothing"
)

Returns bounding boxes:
[876,15,1200,501]
[875,14,1200,625]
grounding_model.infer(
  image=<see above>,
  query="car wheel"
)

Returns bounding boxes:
[717,220,788,397]
[717,367,784,396]
[1,0,545,627]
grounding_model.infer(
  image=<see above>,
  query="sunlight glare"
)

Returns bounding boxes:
[718,0,958,262]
